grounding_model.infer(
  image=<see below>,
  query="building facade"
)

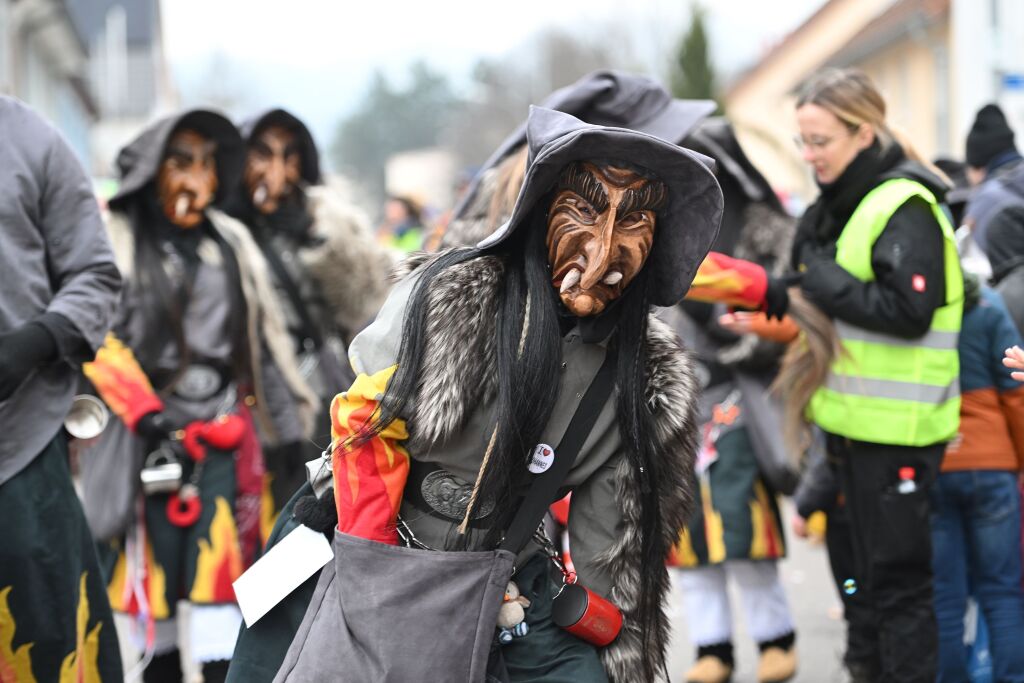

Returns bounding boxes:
[724,0,1024,200]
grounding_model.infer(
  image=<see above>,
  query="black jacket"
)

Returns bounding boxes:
[793,154,950,339]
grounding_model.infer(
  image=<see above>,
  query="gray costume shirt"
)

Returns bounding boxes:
[348,273,624,598]
[0,96,122,485]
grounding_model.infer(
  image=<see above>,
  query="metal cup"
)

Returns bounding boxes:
[64,394,110,440]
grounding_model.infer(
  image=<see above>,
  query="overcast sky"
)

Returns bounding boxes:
[162,0,824,152]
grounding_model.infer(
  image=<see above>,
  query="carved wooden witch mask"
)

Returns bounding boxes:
[244,124,302,214]
[156,129,219,229]
[546,161,667,316]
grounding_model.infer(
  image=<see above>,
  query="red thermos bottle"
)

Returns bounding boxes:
[551,583,623,647]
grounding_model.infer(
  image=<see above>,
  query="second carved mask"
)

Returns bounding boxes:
[244,124,302,214]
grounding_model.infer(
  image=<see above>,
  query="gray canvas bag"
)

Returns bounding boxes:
[79,422,144,541]
[735,371,799,495]
[273,532,515,683]
[273,351,616,683]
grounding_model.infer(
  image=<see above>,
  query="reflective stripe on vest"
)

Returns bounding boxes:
[807,178,963,447]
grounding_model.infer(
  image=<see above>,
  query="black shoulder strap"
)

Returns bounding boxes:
[499,347,617,555]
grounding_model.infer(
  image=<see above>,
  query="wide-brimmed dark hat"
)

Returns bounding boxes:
[109,108,244,211]
[479,107,723,307]
[451,70,716,225]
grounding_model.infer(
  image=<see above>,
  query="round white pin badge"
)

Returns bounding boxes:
[529,444,555,474]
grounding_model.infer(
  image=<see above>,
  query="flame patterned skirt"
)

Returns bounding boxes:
[0,434,123,683]
[670,426,787,567]
[103,447,246,621]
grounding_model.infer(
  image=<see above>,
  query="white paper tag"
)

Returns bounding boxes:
[233,524,333,627]
[528,443,555,474]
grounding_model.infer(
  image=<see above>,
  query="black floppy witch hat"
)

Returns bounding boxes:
[479,107,723,307]
[452,70,716,225]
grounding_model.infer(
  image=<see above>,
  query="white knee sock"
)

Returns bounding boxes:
[679,564,733,646]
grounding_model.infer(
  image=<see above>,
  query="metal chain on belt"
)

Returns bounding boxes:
[395,515,436,551]
[533,525,576,584]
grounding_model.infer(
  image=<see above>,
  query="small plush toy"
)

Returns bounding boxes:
[497,581,531,644]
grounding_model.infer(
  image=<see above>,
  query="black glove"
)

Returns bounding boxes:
[136,411,173,449]
[764,274,803,320]
[0,323,58,401]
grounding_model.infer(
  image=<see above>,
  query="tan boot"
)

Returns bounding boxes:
[685,655,733,683]
[757,646,797,683]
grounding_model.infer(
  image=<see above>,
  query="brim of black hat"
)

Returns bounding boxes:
[478,126,723,307]
[631,98,717,145]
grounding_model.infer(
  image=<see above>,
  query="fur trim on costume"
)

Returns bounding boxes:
[597,314,699,681]
[716,202,796,368]
[733,202,795,276]
[438,164,506,249]
[207,209,318,439]
[394,250,699,682]
[301,186,395,341]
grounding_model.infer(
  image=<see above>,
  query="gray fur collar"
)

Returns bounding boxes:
[394,251,699,682]
[713,201,795,367]
[733,201,795,276]
[438,164,505,249]
[301,186,395,341]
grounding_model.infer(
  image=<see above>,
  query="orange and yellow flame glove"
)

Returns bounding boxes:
[330,366,410,545]
[685,251,769,310]
[83,334,164,432]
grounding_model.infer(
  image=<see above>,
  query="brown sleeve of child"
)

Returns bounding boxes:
[998,385,1024,471]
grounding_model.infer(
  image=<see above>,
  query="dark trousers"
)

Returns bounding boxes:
[827,434,944,683]
[825,499,877,678]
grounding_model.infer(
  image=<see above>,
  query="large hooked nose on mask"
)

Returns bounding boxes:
[546,161,664,317]
[157,129,219,229]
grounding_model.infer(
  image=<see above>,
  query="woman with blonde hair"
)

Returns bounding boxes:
[779,68,963,683]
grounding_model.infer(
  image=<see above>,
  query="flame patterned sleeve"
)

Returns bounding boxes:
[685,251,769,310]
[82,333,164,432]
[329,365,410,545]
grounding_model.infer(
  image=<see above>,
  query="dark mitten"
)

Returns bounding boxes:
[0,322,58,400]
[763,274,802,320]
[136,411,173,447]
[293,489,338,533]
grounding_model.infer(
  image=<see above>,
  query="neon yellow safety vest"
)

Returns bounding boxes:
[807,178,963,447]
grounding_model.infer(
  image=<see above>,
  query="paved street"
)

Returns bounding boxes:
[665,500,848,683]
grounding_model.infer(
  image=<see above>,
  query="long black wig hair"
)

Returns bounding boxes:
[354,194,671,680]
